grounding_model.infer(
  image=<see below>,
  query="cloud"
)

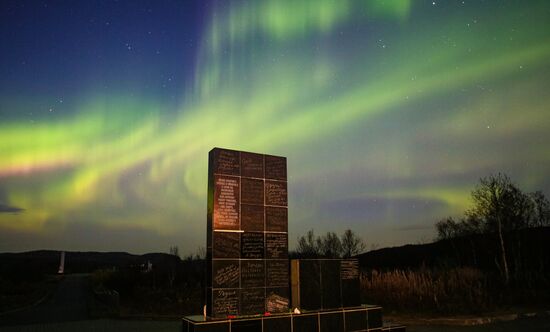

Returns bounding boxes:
[0,203,24,213]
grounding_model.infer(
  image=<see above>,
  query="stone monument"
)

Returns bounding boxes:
[206,147,289,317]
[183,147,405,331]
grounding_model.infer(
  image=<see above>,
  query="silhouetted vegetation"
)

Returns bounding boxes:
[362,268,492,314]
[293,229,366,258]
[359,174,550,314]
[435,173,550,284]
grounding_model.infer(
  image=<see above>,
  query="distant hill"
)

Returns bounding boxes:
[357,226,550,272]
[0,250,180,278]
[3,226,549,278]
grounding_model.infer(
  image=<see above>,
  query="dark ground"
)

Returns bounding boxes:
[408,317,550,331]
[0,274,89,326]
[2,274,549,331]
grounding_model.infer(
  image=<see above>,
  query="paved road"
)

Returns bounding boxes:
[0,274,89,327]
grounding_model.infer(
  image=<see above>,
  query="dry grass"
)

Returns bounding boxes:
[361,268,492,313]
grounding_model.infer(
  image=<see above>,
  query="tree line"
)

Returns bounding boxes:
[435,173,550,284]
[293,229,366,258]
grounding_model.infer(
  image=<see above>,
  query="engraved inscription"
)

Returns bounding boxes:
[241,178,264,205]
[266,207,287,232]
[266,260,288,287]
[265,155,287,180]
[213,289,239,316]
[241,260,265,288]
[213,260,240,288]
[213,149,240,175]
[265,181,287,206]
[340,259,359,280]
[207,148,290,317]
[213,231,240,258]
[241,232,264,258]
[241,288,265,315]
[241,152,264,178]
[213,175,240,230]
[266,233,288,259]
[266,287,289,313]
[241,204,264,231]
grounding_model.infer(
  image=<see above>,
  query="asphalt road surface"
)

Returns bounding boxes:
[0,274,89,327]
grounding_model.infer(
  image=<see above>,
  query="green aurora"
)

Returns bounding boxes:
[1,0,549,253]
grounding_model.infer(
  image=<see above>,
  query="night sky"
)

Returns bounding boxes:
[1,1,549,254]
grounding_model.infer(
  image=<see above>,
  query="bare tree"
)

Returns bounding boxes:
[320,232,343,258]
[435,217,459,240]
[295,229,366,258]
[529,191,550,227]
[296,229,320,257]
[468,173,533,284]
[341,229,366,258]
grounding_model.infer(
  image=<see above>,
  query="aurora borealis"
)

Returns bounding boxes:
[1,0,549,254]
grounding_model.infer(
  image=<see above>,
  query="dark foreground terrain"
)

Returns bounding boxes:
[408,317,550,332]
[1,274,89,326]
[1,274,549,331]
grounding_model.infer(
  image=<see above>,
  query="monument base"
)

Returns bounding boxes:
[182,305,405,332]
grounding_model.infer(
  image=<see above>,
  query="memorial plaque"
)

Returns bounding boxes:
[265,181,287,206]
[264,316,292,332]
[240,288,265,315]
[232,318,262,331]
[213,175,240,230]
[341,259,360,307]
[299,260,321,310]
[241,178,264,205]
[266,233,288,259]
[293,314,318,331]
[321,260,341,309]
[340,259,359,280]
[265,155,287,180]
[241,232,264,259]
[207,148,288,317]
[213,231,240,258]
[212,288,239,316]
[265,287,289,313]
[212,148,240,176]
[265,207,287,232]
[241,260,265,288]
[241,204,264,231]
[291,259,361,311]
[266,260,288,287]
[241,152,264,178]
[368,307,383,329]
[213,260,240,288]
[345,309,367,331]
[320,312,344,332]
